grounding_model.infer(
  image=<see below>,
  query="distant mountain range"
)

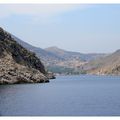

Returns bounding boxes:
[12,35,63,66]
[12,35,106,74]
[45,46,106,62]
[1,29,119,77]
[12,34,120,75]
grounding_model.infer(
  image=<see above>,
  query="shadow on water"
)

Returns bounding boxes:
[0,112,3,116]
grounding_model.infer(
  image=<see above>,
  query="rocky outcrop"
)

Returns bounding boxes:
[46,72,56,79]
[0,27,49,84]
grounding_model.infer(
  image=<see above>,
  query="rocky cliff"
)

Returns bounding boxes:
[0,27,49,84]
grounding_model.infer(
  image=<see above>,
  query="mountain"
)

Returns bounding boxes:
[45,46,106,74]
[12,35,63,66]
[0,27,49,84]
[45,46,105,62]
[84,50,120,75]
[10,33,120,75]
[11,35,106,74]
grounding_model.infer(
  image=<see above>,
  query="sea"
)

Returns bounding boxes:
[0,75,120,116]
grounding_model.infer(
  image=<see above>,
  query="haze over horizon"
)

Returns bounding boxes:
[0,4,120,53]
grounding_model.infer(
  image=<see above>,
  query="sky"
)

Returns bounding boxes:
[0,4,120,53]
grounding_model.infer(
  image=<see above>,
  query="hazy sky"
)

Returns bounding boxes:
[0,4,120,53]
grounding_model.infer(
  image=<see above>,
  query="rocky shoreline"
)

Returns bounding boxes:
[0,27,55,84]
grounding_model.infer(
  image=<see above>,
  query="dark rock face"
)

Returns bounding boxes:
[0,27,49,84]
[0,27,6,40]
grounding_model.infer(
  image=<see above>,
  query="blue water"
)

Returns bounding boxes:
[0,75,120,116]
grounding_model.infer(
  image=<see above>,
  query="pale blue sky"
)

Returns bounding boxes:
[0,4,120,53]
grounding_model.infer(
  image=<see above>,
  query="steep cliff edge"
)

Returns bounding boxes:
[0,27,49,84]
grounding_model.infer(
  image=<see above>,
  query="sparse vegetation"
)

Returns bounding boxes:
[0,27,50,84]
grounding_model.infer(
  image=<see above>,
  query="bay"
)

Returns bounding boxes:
[0,75,120,116]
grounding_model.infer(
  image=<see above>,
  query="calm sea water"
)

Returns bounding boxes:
[0,75,120,116]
